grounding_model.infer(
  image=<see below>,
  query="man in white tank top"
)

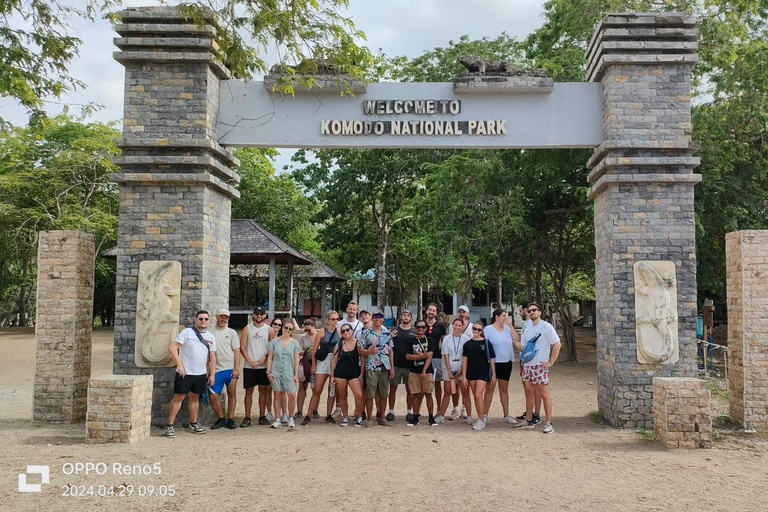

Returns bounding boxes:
[239,307,275,427]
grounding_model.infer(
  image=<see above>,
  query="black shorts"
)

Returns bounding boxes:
[495,361,513,381]
[243,368,270,389]
[174,373,207,395]
[465,370,491,383]
[334,365,360,381]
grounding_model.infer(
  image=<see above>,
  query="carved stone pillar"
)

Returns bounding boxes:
[586,13,701,427]
[112,7,239,424]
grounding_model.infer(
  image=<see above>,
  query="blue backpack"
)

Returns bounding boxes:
[520,333,542,364]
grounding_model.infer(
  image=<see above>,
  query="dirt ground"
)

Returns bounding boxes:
[1,327,765,512]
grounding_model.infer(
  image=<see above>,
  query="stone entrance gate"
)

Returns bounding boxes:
[111,7,701,427]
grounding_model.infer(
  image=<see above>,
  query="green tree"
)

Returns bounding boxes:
[3,0,370,127]
[292,148,448,308]
[232,148,318,253]
[0,116,119,325]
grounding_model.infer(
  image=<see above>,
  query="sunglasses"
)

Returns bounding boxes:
[329,317,339,321]
[415,325,427,329]
[283,326,293,331]
[372,315,384,319]
[472,327,483,332]
[303,328,313,333]
[273,323,283,327]
[198,317,209,321]
[528,309,540,313]
[341,328,352,334]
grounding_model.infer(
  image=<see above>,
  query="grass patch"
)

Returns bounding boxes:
[634,428,656,442]
[588,410,607,424]
[713,414,739,429]
[708,380,729,401]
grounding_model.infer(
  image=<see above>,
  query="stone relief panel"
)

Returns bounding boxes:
[135,261,181,367]
[634,261,679,364]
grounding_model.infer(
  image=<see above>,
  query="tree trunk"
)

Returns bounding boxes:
[417,281,423,320]
[375,226,389,309]
[462,255,474,306]
[496,272,503,307]
[17,256,29,327]
[524,266,532,302]
[534,260,542,305]
[558,303,578,362]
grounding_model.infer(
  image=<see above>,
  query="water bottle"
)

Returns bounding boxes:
[329,382,336,397]
[310,374,315,388]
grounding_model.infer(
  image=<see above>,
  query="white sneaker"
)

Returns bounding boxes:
[543,422,554,434]
[449,408,459,420]
[472,419,485,431]
[340,418,350,427]
[266,411,275,422]
[281,414,289,424]
[270,419,280,429]
[288,417,295,429]
[355,417,363,427]
[466,416,474,425]
[434,415,444,424]
[504,415,520,425]
[483,414,489,425]
[460,405,467,418]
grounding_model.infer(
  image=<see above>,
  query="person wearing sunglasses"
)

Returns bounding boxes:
[513,302,560,434]
[514,302,541,424]
[239,306,276,427]
[330,324,366,427]
[301,310,341,425]
[165,310,217,437]
[461,321,496,431]
[266,319,301,429]
[358,309,395,426]
[405,321,438,426]
[271,318,284,337]
[295,318,317,419]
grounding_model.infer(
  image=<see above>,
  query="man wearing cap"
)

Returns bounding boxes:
[165,310,216,437]
[358,309,394,426]
[209,309,240,430]
[240,306,275,427]
[450,305,473,336]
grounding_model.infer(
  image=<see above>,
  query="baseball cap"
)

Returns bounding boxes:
[215,308,231,317]
[372,308,385,317]
[253,307,266,314]
[359,309,370,316]
[458,305,469,313]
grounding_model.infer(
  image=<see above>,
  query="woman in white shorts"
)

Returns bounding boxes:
[301,310,340,425]
[435,318,471,424]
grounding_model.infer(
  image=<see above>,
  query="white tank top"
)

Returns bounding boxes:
[243,324,270,369]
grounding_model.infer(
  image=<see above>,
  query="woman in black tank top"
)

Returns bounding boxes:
[331,324,366,427]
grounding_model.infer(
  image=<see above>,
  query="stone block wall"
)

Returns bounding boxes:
[34,231,95,423]
[86,375,153,443]
[653,377,712,449]
[587,13,701,427]
[726,230,768,428]
[112,7,239,424]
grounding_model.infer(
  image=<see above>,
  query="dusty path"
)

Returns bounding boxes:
[1,328,765,511]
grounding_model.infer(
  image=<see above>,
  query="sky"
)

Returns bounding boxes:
[1,0,547,170]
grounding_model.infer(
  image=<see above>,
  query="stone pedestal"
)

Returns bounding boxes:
[33,231,95,423]
[111,7,239,425]
[726,230,768,429]
[86,375,152,443]
[587,13,701,428]
[653,377,712,449]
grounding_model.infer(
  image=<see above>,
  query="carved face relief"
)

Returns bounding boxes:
[135,261,182,367]
[634,261,679,364]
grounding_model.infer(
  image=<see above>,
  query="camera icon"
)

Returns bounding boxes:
[18,465,49,493]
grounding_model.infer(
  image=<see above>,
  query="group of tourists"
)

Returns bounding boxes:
[164,300,561,437]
